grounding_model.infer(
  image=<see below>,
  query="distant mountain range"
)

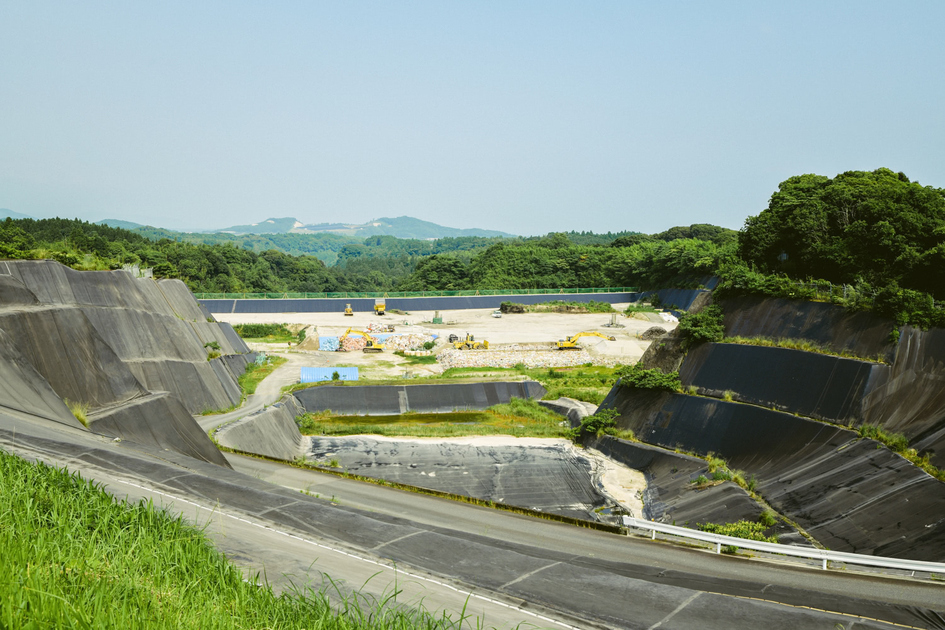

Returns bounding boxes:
[211,216,516,239]
[98,219,146,231]
[1,209,33,220]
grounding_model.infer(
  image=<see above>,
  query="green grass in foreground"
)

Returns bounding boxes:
[0,450,469,629]
[298,398,570,439]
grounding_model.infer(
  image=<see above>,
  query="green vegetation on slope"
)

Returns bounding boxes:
[0,451,463,629]
[296,398,569,439]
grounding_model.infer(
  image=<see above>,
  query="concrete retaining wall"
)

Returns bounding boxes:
[0,260,254,463]
[294,381,547,415]
[680,342,885,424]
[89,393,230,466]
[601,389,945,559]
[215,396,306,462]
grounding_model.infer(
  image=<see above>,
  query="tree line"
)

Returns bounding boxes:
[5,166,944,330]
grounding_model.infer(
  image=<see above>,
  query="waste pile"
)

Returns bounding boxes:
[640,326,668,340]
[331,332,436,352]
[437,348,623,369]
[385,333,437,352]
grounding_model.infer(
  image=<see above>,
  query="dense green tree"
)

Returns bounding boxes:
[398,255,469,291]
[654,224,737,247]
[739,168,945,296]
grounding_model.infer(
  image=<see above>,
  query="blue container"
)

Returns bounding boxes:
[300,367,359,383]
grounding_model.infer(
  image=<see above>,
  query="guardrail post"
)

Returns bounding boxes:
[651,528,656,540]
[715,542,721,554]
[822,553,828,570]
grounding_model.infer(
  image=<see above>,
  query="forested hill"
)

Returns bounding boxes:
[6,166,942,329]
[0,215,731,294]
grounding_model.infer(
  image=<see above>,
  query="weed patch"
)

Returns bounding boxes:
[65,399,89,427]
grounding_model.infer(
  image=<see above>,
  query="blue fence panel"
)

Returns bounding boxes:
[300,367,359,383]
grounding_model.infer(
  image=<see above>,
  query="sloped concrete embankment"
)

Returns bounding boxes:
[89,393,229,466]
[863,327,945,465]
[720,295,896,361]
[602,387,945,559]
[215,396,306,462]
[293,381,547,415]
[601,295,945,559]
[587,435,803,543]
[684,298,945,467]
[0,260,251,464]
[680,342,885,425]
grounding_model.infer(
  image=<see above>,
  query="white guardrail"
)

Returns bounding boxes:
[622,517,945,574]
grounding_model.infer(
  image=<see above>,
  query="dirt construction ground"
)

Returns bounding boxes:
[214,304,677,378]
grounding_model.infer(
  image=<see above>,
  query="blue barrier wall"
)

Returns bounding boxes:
[200,292,644,314]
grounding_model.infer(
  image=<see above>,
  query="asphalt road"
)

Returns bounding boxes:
[230,452,945,624]
[3,418,944,630]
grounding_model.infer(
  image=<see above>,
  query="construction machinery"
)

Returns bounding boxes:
[451,333,489,350]
[554,331,616,350]
[338,328,385,353]
[374,298,386,316]
[344,303,354,316]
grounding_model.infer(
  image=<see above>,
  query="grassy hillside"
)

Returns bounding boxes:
[0,450,467,629]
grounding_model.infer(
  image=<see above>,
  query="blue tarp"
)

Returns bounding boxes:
[300,367,359,383]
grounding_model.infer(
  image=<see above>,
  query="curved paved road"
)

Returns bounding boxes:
[183,351,945,628]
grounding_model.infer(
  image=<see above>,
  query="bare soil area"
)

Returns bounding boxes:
[216,305,675,378]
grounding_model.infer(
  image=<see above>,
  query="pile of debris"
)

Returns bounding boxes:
[640,326,668,340]
[437,349,623,369]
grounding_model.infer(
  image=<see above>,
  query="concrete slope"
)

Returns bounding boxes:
[0,329,86,430]
[721,295,895,361]
[293,381,547,416]
[88,393,230,466]
[680,342,884,424]
[306,435,609,521]
[585,436,807,541]
[215,395,306,462]
[603,389,945,559]
[864,327,945,466]
[0,260,250,461]
[0,309,147,408]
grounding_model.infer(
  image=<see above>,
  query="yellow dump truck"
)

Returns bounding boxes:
[374,298,386,316]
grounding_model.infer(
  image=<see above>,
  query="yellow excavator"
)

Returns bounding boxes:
[555,331,616,350]
[450,333,489,350]
[338,327,385,353]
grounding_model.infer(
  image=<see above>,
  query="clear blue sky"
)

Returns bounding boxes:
[2,2,943,236]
